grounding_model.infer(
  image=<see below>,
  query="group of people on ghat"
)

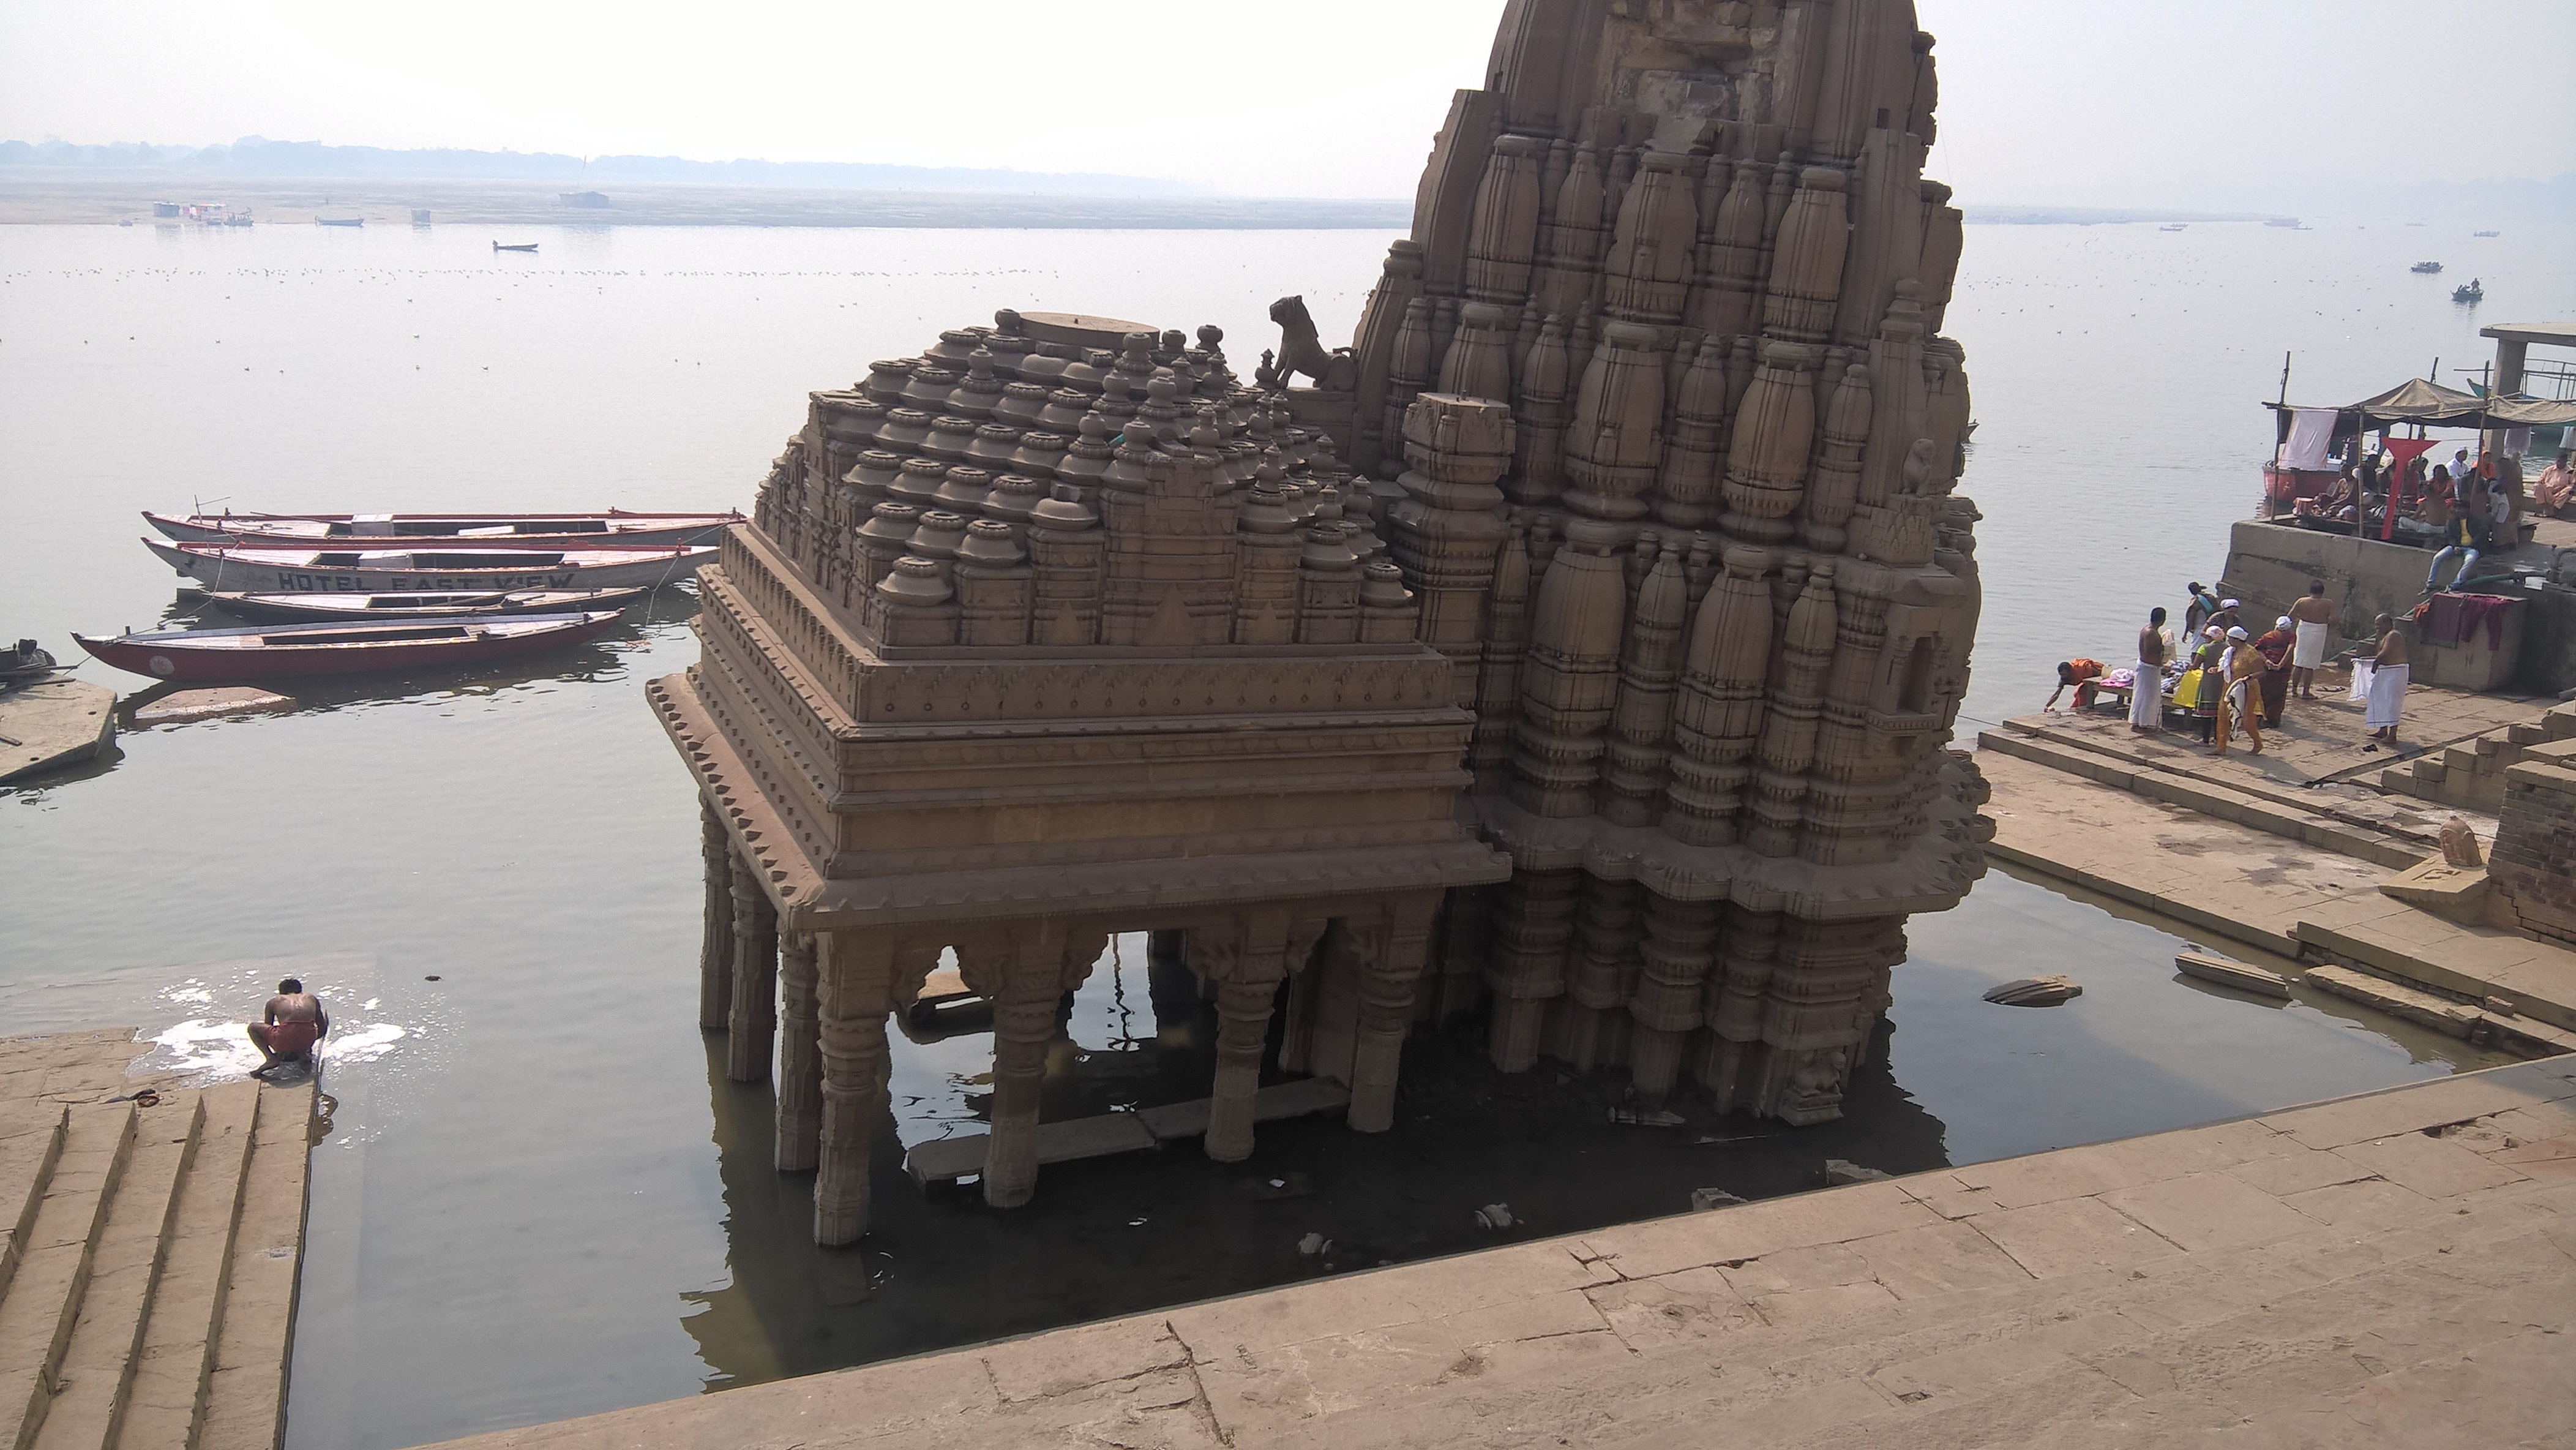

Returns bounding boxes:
[2046,578,2410,753]
[2298,445,2539,595]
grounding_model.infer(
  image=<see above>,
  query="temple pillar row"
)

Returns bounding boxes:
[774,931,822,1172]
[725,854,778,1083]
[697,799,734,1031]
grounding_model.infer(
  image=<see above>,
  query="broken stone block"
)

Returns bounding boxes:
[1689,1187,1747,1212]
[1823,1159,1892,1186]
[1982,975,2083,1007]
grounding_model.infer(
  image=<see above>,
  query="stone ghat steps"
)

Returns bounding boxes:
[2379,699,2576,812]
[0,1081,304,1450]
[1978,726,2430,868]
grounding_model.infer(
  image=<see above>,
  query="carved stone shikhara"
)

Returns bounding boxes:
[660,0,1988,1244]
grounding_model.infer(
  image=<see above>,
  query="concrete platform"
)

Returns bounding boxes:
[414,1058,2576,1449]
[0,1028,313,1450]
[126,687,294,727]
[1980,748,2576,1054]
[0,680,114,784]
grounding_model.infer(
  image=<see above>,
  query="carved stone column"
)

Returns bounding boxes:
[1485,868,1581,1072]
[1628,893,1722,1098]
[725,854,777,1083]
[962,922,1106,1208]
[774,931,822,1171]
[814,930,894,1246]
[1347,894,1438,1132]
[697,800,734,1032]
[1193,911,1294,1162]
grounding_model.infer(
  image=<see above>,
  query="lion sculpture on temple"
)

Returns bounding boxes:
[1256,295,1357,393]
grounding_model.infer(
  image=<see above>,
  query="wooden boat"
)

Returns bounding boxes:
[145,508,740,547]
[2453,279,2484,303]
[2,639,68,687]
[315,217,364,228]
[2411,261,2444,274]
[2474,230,2500,238]
[74,612,624,683]
[493,242,539,253]
[2174,949,2292,1001]
[144,538,716,593]
[202,587,650,623]
[2159,223,2187,231]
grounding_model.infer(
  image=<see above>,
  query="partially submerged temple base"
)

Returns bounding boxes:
[657,0,1992,1242]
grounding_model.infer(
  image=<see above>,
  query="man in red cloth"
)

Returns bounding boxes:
[249,978,329,1078]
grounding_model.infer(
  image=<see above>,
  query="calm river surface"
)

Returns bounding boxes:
[2,218,2568,1448]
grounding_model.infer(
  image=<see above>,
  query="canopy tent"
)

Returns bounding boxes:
[2271,378,2576,443]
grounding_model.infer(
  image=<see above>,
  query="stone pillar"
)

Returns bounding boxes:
[1193,911,1293,1162]
[814,930,894,1246]
[1603,151,1698,326]
[1744,563,1840,858]
[775,931,822,1172]
[1558,875,1644,1071]
[1628,893,1722,1099]
[1687,160,1767,339]
[1512,540,1627,817]
[1346,895,1439,1133]
[725,854,777,1084]
[1485,868,1581,1072]
[963,923,1106,1209]
[1800,362,1873,552]
[697,800,734,1032]
[1384,394,1513,703]
[1601,543,1689,825]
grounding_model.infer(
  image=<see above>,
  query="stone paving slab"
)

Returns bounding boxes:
[410,1061,2576,1450]
[0,680,115,785]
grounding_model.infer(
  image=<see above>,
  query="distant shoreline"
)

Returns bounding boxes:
[0,176,1412,230]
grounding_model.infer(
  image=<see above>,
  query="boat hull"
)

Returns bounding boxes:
[203,587,651,623]
[144,511,738,547]
[145,538,714,593]
[73,612,625,683]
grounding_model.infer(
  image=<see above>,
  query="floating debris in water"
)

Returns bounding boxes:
[1983,975,2083,1007]
[1824,1159,1893,1186]
[1608,1106,1686,1127]
[1473,1203,1514,1230]
[1297,1232,1330,1255]
[1689,1187,1746,1212]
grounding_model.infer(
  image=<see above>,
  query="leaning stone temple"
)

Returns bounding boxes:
[655,0,1990,1244]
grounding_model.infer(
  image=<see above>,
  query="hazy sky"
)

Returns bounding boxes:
[4,1,2570,204]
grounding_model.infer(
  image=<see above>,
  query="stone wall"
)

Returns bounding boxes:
[2491,745,2576,947]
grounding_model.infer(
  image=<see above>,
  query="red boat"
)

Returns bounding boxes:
[73,612,626,683]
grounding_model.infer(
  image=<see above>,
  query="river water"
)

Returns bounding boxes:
[1,217,2567,1448]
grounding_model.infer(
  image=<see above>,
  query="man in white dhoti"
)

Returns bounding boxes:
[2130,606,2169,732]
[2361,612,2409,746]
[2288,581,2335,699]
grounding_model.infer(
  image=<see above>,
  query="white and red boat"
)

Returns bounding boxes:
[74,612,626,683]
[145,509,741,548]
[144,538,716,593]
[201,587,651,623]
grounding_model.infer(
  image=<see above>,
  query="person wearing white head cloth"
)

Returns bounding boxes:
[2211,625,2264,756]
[2288,580,2335,699]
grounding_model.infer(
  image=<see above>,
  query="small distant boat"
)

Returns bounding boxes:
[493,242,539,254]
[2454,278,2484,303]
[2264,217,2304,228]
[144,538,717,593]
[2411,261,2444,274]
[2474,230,2499,238]
[75,612,625,684]
[315,217,364,228]
[2159,223,2187,231]
[144,509,741,548]
[201,587,650,624]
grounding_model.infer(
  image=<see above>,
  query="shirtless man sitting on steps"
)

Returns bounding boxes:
[248,978,328,1078]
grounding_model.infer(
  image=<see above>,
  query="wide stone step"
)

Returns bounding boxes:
[0,1105,70,1303]
[0,1105,138,1448]
[113,1084,261,1450]
[34,1096,205,1450]
[1977,728,2422,868]
[193,1084,309,1450]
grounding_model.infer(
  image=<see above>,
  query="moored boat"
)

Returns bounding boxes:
[144,538,716,593]
[2411,260,2443,274]
[493,242,539,253]
[200,586,650,623]
[144,508,741,547]
[74,612,626,683]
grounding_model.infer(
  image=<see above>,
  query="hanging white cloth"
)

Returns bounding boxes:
[2282,408,2338,471]
[2349,658,2373,702]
